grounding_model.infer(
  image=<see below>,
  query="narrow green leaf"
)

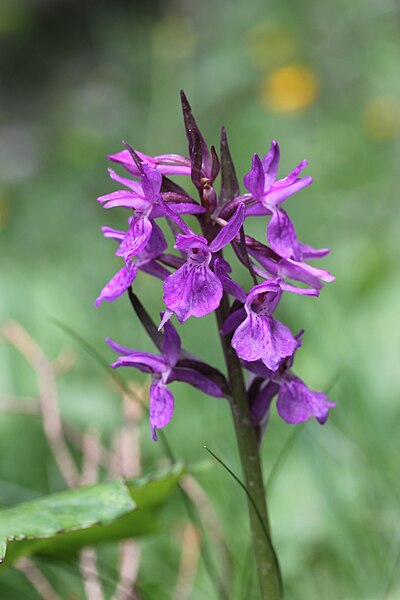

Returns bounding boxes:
[204,447,269,542]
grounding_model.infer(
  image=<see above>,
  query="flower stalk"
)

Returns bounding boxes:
[198,205,281,597]
[216,290,282,599]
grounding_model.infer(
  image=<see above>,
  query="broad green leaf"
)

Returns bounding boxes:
[0,463,183,569]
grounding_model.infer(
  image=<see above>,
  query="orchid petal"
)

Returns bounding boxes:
[252,262,276,280]
[247,251,279,279]
[116,216,153,264]
[109,149,191,176]
[281,259,335,285]
[154,153,191,167]
[249,249,331,292]
[141,163,162,200]
[243,154,265,199]
[220,307,246,336]
[241,359,274,379]
[97,190,147,211]
[245,203,272,217]
[101,226,125,242]
[112,352,167,374]
[97,190,140,204]
[214,258,247,303]
[108,150,150,175]
[95,265,138,307]
[150,201,206,219]
[245,279,282,314]
[161,320,181,368]
[105,337,135,355]
[279,281,319,296]
[284,330,304,370]
[171,368,224,398]
[299,242,331,260]
[156,195,192,235]
[261,140,280,189]
[140,261,171,281]
[174,233,208,254]
[107,168,142,193]
[157,253,185,270]
[158,309,174,331]
[268,209,302,260]
[140,221,168,259]
[266,177,313,206]
[251,381,280,426]
[150,381,174,441]
[209,203,245,253]
[276,375,335,424]
[232,313,297,371]
[274,159,308,187]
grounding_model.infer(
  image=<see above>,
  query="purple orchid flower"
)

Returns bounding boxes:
[244,333,335,428]
[243,142,313,259]
[276,374,335,424]
[230,279,298,371]
[98,163,162,264]
[215,262,318,368]
[98,163,204,265]
[244,142,312,210]
[249,248,334,291]
[108,320,224,440]
[95,222,170,307]
[161,203,245,325]
[239,235,334,291]
[108,148,192,177]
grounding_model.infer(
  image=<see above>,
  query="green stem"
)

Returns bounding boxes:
[215,293,282,599]
[198,210,281,598]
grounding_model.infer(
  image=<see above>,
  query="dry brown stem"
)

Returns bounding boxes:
[110,382,144,600]
[16,557,63,600]
[1,320,79,487]
[79,426,105,600]
[181,475,232,592]
[173,523,200,600]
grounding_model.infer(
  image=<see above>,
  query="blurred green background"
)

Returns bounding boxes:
[1,0,400,598]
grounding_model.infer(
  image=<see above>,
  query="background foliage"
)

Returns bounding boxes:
[1,0,399,598]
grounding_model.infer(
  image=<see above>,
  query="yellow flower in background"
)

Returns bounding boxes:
[152,16,196,62]
[362,97,400,140]
[259,64,319,113]
[246,23,297,70]
[0,194,9,230]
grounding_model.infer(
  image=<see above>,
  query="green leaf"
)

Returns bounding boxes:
[0,463,183,569]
